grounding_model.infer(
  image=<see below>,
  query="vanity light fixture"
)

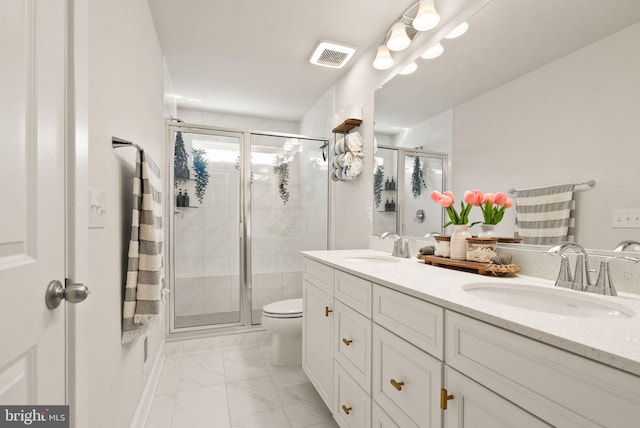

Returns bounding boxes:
[412,0,440,31]
[372,0,443,70]
[399,62,418,75]
[373,44,394,70]
[421,42,444,59]
[387,22,412,51]
[444,21,469,39]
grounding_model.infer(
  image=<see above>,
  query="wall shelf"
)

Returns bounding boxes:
[332,118,362,134]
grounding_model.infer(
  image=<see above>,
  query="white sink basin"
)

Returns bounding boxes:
[463,282,635,319]
[342,255,400,264]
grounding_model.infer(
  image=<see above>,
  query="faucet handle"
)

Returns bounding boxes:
[586,256,640,296]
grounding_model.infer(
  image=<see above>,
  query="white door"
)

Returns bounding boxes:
[0,0,68,404]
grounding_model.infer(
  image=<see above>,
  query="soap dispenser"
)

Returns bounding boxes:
[177,189,184,207]
[183,189,190,207]
[391,177,396,190]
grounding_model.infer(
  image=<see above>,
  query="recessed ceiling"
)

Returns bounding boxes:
[148,0,415,121]
[375,0,640,133]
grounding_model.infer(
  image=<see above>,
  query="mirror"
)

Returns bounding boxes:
[374,0,640,249]
[372,146,446,238]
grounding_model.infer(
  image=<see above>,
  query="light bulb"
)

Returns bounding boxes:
[387,22,411,52]
[373,45,394,70]
[399,62,418,75]
[413,0,440,31]
[421,42,444,59]
[445,21,469,39]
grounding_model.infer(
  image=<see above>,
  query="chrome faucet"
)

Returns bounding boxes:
[544,243,592,291]
[585,256,639,296]
[381,232,403,257]
[380,232,412,258]
[614,240,640,252]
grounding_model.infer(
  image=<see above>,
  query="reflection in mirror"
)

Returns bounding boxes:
[374,0,640,249]
[372,145,445,238]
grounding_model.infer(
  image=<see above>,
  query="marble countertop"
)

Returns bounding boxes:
[301,249,640,377]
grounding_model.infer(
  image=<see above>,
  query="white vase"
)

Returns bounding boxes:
[478,224,497,238]
[450,224,471,260]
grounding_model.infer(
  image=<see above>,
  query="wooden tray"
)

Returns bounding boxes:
[417,255,519,276]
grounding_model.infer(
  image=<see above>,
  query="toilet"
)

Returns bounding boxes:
[261,298,303,366]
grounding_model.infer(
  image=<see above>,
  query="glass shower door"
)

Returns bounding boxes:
[171,129,243,329]
[249,133,329,324]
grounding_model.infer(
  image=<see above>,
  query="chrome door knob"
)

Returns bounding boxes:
[45,279,90,309]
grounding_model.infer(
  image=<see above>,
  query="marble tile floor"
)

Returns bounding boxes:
[145,342,338,428]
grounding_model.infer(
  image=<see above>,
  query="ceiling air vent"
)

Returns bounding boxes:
[309,40,356,69]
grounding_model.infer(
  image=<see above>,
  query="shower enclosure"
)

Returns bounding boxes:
[373,145,446,237]
[167,124,329,333]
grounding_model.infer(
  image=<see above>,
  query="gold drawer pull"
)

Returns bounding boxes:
[440,388,455,410]
[325,306,333,317]
[390,378,404,391]
[342,405,352,415]
[342,338,353,346]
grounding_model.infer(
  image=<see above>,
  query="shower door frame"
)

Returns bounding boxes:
[165,123,330,336]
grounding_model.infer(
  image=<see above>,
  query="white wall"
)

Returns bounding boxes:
[453,23,640,248]
[177,108,299,133]
[87,1,165,426]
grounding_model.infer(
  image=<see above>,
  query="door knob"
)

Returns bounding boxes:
[45,279,90,309]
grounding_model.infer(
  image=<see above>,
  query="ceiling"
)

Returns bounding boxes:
[148,0,415,122]
[375,0,640,133]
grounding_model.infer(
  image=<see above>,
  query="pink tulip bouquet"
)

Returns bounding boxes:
[478,192,513,225]
[430,190,474,226]
[431,190,513,226]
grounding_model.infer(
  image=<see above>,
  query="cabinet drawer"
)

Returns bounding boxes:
[372,325,442,428]
[373,284,443,359]
[334,300,372,393]
[446,311,640,428]
[335,270,372,317]
[334,361,371,428]
[303,258,334,294]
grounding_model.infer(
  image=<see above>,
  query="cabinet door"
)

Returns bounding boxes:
[303,279,334,409]
[444,367,550,428]
[372,325,442,428]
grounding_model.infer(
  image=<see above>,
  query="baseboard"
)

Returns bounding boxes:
[129,341,166,428]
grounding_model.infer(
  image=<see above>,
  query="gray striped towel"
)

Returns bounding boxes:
[515,184,575,245]
[122,150,164,344]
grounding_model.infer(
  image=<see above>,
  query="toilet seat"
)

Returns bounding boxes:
[262,298,303,319]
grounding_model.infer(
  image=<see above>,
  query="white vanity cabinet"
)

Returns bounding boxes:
[302,253,640,428]
[445,311,640,428]
[302,258,335,409]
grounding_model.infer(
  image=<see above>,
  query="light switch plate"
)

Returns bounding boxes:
[612,209,640,229]
[89,187,106,229]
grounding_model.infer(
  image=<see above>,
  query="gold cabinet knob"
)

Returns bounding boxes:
[342,338,353,346]
[325,306,333,317]
[341,405,352,415]
[440,388,455,410]
[390,378,404,391]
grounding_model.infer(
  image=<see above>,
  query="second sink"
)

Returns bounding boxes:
[463,282,635,319]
